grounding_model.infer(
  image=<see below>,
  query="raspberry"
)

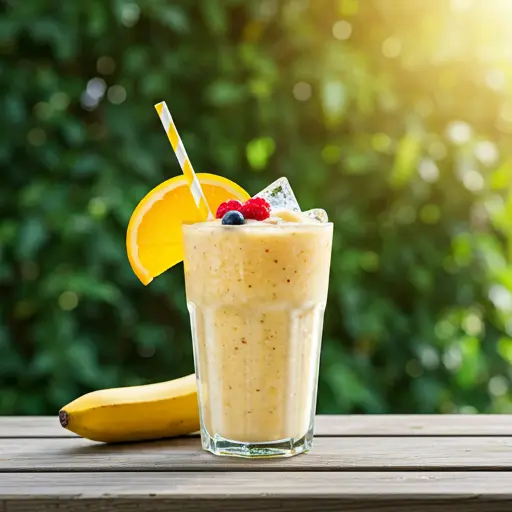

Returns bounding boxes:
[241,197,271,221]
[216,200,242,219]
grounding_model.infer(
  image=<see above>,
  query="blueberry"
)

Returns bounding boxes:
[222,210,245,225]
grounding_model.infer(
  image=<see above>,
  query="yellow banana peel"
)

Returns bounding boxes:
[59,373,200,443]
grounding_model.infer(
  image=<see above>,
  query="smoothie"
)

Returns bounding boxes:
[125,103,333,456]
[182,214,333,455]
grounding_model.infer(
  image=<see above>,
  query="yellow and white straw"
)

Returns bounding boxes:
[154,101,213,220]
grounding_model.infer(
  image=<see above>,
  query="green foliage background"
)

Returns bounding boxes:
[2,0,512,415]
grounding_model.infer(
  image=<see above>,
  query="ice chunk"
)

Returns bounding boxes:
[254,177,301,212]
[303,208,329,223]
[255,177,327,222]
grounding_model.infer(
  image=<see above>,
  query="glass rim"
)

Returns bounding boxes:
[181,221,333,231]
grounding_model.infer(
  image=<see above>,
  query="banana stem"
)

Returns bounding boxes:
[59,410,69,428]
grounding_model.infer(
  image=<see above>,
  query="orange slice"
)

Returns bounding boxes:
[126,173,250,285]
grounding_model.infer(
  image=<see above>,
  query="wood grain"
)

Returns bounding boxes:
[2,436,512,471]
[2,498,511,512]
[2,471,512,495]
[2,415,512,438]
[314,414,512,436]
[1,472,511,512]
[0,417,69,438]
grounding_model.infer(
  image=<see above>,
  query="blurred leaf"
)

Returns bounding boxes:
[246,137,275,171]
[206,80,247,106]
[456,336,483,388]
[201,0,228,36]
[497,338,512,364]
[16,217,48,259]
[389,132,422,188]
[321,80,348,126]
[338,0,360,17]
[490,158,512,190]
[42,273,121,304]
[155,6,189,33]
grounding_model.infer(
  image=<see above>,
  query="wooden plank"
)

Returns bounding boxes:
[3,498,509,512]
[0,417,196,439]
[315,415,512,436]
[0,417,72,438]
[1,472,511,512]
[2,436,512,471]
[2,471,512,496]
[2,415,512,438]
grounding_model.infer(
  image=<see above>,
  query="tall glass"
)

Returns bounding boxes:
[182,221,333,458]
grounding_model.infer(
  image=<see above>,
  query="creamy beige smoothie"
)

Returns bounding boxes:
[182,213,332,456]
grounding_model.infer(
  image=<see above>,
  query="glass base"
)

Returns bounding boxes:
[201,427,313,458]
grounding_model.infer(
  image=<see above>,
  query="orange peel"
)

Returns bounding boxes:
[126,173,250,285]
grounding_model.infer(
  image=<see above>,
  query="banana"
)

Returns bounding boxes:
[59,373,200,443]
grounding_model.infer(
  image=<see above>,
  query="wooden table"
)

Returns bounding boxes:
[1,415,512,511]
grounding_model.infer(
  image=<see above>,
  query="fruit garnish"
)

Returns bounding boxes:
[127,173,250,285]
[222,210,245,225]
[241,197,271,221]
[216,199,243,219]
[271,208,305,223]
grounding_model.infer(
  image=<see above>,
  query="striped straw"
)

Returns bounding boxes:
[154,101,213,220]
